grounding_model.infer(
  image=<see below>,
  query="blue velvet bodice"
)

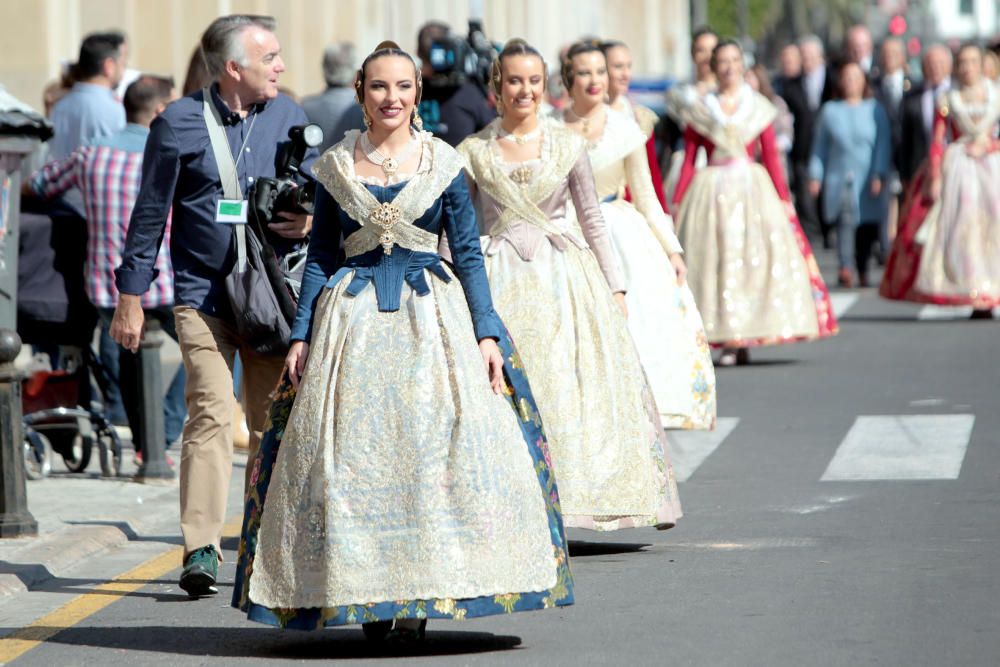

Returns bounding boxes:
[291,173,503,343]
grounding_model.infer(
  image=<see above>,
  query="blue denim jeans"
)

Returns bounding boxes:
[98,326,128,425]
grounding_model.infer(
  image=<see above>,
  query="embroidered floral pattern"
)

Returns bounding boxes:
[232,330,574,629]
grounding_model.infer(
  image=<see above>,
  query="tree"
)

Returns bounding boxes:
[705,0,868,49]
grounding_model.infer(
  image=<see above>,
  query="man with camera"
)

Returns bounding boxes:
[416,21,497,146]
[110,14,318,598]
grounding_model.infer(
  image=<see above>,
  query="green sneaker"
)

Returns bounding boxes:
[179,545,219,597]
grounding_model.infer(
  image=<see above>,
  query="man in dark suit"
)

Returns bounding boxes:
[772,43,801,99]
[845,25,875,76]
[897,44,952,190]
[873,39,912,145]
[782,34,836,245]
[871,37,913,258]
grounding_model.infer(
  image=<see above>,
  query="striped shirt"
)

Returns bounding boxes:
[31,124,173,309]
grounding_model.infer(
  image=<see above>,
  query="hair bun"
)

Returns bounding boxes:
[374,40,402,52]
[503,37,529,49]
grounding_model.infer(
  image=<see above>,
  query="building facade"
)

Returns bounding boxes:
[1,0,692,114]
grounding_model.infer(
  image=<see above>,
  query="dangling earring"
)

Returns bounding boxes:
[411,107,424,131]
[362,105,373,128]
[496,97,505,117]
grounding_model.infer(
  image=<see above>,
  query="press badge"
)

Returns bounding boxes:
[215,199,248,224]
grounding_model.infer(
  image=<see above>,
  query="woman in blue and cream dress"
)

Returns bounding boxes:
[232,42,571,640]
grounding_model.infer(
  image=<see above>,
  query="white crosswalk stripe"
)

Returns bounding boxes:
[668,417,740,482]
[917,305,999,320]
[829,293,859,319]
[821,415,975,481]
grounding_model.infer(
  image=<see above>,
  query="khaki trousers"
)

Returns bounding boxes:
[174,306,285,558]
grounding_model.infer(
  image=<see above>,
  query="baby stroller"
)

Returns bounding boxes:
[22,352,124,478]
[17,206,123,478]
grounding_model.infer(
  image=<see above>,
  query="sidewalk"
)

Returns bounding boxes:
[0,450,248,601]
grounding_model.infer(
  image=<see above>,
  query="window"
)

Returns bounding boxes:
[959,0,973,15]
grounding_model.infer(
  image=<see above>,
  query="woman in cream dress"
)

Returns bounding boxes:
[663,27,718,202]
[603,39,669,211]
[672,40,837,366]
[560,40,715,430]
[232,43,572,640]
[459,40,681,531]
[881,43,1000,317]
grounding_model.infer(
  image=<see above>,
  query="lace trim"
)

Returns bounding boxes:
[683,90,778,157]
[313,130,464,257]
[459,118,584,238]
[585,105,647,172]
[633,104,659,138]
[946,81,1000,140]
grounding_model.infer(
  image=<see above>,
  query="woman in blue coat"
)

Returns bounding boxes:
[809,61,892,287]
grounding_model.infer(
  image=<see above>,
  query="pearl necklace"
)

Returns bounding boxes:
[360,130,419,179]
[497,125,541,145]
[565,104,604,136]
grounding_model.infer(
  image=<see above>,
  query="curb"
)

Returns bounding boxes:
[0,524,171,599]
[0,483,181,601]
[0,452,248,603]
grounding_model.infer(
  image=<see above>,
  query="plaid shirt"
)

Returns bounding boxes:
[31,124,173,309]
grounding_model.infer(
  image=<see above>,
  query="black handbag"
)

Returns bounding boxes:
[224,220,293,356]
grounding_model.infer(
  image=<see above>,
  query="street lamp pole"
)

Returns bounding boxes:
[692,0,708,28]
[0,135,40,538]
[0,329,37,537]
[738,0,750,42]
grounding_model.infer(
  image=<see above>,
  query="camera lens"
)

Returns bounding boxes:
[302,124,323,148]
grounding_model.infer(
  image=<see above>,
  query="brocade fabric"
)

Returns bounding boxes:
[882,82,1000,307]
[577,107,717,430]
[674,87,838,347]
[460,121,681,530]
[233,131,572,627]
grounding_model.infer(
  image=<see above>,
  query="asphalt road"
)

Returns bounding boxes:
[3,278,999,666]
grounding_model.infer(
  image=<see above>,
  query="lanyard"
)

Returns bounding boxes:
[234,113,258,171]
[202,87,259,199]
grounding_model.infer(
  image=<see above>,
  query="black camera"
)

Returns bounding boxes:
[246,123,323,305]
[249,123,323,225]
[426,19,499,93]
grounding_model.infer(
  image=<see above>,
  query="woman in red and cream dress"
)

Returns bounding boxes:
[672,39,837,366]
[881,43,1000,318]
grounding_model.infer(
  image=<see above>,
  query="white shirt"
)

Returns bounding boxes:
[883,70,905,109]
[922,78,951,137]
[804,66,826,110]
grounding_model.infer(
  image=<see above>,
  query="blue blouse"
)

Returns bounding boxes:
[291,173,504,343]
[808,99,892,224]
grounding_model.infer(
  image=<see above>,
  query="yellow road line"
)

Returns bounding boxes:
[0,517,243,665]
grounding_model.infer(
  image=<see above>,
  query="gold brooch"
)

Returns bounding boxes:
[370,202,403,255]
[510,165,534,186]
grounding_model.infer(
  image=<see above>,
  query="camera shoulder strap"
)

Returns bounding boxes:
[202,87,249,271]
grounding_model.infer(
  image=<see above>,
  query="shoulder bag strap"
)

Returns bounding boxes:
[202,88,248,271]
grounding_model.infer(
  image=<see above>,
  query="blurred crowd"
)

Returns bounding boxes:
[13,16,1000,464]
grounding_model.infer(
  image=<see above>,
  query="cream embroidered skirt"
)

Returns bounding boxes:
[676,162,837,346]
[233,265,572,626]
[483,238,681,531]
[912,145,1000,303]
[602,199,716,430]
